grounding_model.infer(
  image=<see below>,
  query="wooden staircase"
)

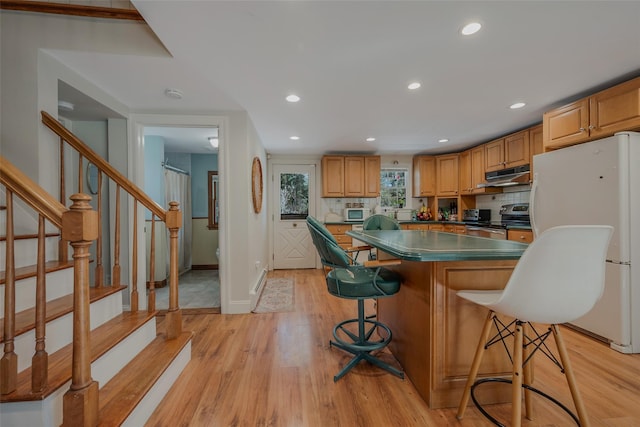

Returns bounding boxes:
[0,113,191,426]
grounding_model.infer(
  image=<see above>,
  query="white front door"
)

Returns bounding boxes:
[273,164,316,269]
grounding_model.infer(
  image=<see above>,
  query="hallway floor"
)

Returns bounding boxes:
[155,269,220,310]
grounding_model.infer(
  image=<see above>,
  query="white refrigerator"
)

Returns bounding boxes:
[531,131,640,354]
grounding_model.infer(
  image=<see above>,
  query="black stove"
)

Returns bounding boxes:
[464,203,530,229]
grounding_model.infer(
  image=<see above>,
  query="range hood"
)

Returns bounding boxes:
[477,164,530,188]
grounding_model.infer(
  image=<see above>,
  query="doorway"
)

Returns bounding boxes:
[272,164,316,269]
[131,113,227,312]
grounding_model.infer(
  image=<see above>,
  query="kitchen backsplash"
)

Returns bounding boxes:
[319,188,530,222]
[475,189,531,222]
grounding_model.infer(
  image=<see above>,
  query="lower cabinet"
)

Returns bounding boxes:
[401,223,466,234]
[325,224,352,249]
[507,229,533,243]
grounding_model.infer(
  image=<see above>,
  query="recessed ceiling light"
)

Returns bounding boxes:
[510,102,526,109]
[408,82,421,90]
[438,138,449,143]
[290,136,300,140]
[164,88,183,99]
[461,22,482,36]
[286,94,300,103]
[365,137,376,142]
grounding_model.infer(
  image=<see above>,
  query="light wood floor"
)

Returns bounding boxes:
[147,269,640,426]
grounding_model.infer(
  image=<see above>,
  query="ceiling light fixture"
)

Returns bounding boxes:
[58,100,74,111]
[208,137,219,149]
[408,82,421,90]
[290,136,300,141]
[164,88,183,99]
[510,102,526,109]
[286,94,300,103]
[461,22,482,36]
[365,137,376,142]
[438,138,449,143]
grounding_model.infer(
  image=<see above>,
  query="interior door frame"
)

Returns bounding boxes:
[129,113,229,310]
[268,156,321,271]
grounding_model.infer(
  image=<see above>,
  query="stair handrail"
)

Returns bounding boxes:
[0,155,67,227]
[41,111,166,221]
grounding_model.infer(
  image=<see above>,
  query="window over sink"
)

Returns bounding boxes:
[380,169,407,208]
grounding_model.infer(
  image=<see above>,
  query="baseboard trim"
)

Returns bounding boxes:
[191,264,219,270]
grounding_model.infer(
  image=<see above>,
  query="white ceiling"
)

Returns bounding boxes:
[54,1,640,156]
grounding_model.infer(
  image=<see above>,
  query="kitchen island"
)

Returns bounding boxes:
[346,229,528,408]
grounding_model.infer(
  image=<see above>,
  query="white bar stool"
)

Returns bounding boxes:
[456,225,613,427]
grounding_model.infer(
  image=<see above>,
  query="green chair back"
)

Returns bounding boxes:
[363,214,401,230]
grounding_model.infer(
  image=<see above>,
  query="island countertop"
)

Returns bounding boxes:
[346,229,528,262]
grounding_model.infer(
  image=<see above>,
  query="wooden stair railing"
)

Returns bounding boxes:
[0,156,100,425]
[41,111,183,338]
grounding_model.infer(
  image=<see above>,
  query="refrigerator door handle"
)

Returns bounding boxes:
[529,172,540,238]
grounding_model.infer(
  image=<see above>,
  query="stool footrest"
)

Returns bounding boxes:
[470,378,580,426]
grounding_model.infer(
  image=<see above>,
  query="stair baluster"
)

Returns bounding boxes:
[1,190,18,395]
[31,214,48,392]
[148,216,156,313]
[112,184,121,288]
[95,170,103,288]
[131,201,138,312]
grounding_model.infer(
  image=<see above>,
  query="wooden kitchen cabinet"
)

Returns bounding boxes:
[321,156,344,197]
[507,229,533,244]
[543,76,640,150]
[436,154,459,197]
[364,156,381,197]
[485,130,529,172]
[325,224,352,249]
[344,156,365,197]
[529,124,543,175]
[402,223,430,231]
[321,155,380,197]
[413,155,436,197]
[458,149,472,195]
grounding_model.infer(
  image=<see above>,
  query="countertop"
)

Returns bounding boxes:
[346,229,528,262]
[325,220,532,230]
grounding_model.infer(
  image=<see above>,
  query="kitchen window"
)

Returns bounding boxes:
[380,169,407,208]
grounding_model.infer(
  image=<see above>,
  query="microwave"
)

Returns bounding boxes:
[344,208,370,222]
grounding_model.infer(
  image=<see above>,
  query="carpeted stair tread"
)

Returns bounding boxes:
[0,310,156,402]
[98,331,193,427]
[0,285,126,342]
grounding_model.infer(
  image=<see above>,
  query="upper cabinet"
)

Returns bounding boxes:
[458,149,472,195]
[344,156,365,197]
[436,154,459,197]
[364,156,381,197]
[485,130,530,172]
[529,124,543,175]
[543,76,640,150]
[413,155,436,197]
[321,156,345,197]
[321,155,380,198]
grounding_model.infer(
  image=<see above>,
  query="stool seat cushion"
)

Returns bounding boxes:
[327,267,401,298]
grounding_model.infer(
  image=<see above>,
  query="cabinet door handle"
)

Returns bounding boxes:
[579,127,586,132]
[588,125,595,130]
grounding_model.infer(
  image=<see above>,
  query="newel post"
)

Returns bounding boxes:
[165,201,182,339]
[61,194,99,427]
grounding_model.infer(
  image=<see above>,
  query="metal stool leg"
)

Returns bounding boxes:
[552,325,590,427]
[457,310,495,420]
